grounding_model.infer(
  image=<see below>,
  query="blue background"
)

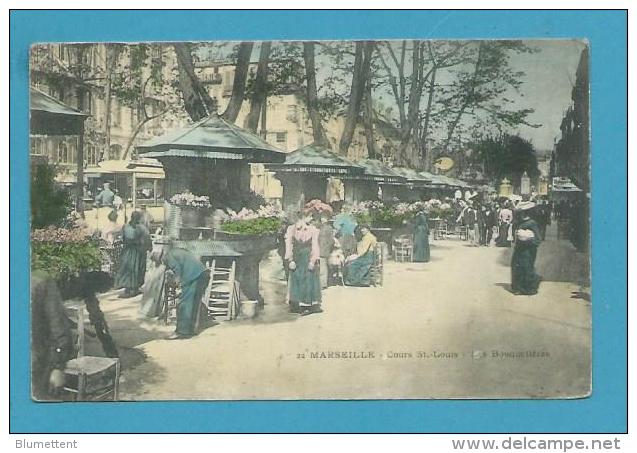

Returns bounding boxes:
[10,10,627,433]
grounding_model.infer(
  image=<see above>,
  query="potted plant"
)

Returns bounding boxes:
[31,225,103,297]
[169,191,211,227]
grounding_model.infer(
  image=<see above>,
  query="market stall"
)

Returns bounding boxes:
[267,143,364,213]
[391,167,433,201]
[136,115,287,305]
[344,158,407,203]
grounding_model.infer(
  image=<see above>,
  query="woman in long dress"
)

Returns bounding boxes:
[412,209,430,262]
[115,211,152,298]
[139,250,166,318]
[344,225,377,286]
[497,202,514,247]
[285,215,322,316]
[511,202,542,295]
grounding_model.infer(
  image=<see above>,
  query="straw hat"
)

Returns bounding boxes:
[515,201,536,212]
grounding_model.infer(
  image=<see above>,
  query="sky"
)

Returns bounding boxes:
[507,40,586,151]
[197,39,586,152]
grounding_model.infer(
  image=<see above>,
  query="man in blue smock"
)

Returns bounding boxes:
[332,209,358,257]
[162,247,211,340]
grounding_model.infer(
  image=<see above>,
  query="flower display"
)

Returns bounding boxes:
[31,226,102,280]
[169,191,211,209]
[226,203,284,222]
[221,203,284,235]
[303,199,334,217]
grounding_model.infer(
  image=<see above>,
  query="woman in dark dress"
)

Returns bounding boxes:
[412,209,430,262]
[285,215,322,316]
[115,211,152,297]
[511,202,542,295]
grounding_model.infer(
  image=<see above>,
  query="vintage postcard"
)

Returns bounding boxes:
[29,38,591,401]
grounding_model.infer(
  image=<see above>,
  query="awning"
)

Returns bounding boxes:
[136,115,286,164]
[85,159,165,179]
[345,158,406,184]
[30,87,88,136]
[268,143,364,176]
[392,167,432,186]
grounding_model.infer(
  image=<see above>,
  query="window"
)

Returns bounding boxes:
[57,142,69,164]
[30,137,45,156]
[286,105,298,123]
[109,144,122,160]
[87,145,99,166]
[275,132,287,144]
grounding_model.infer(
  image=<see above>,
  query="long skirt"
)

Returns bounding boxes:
[344,251,376,287]
[176,270,211,335]
[139,264,166,318]
[319,259,329,289]
[496,223,511,247]
[288,245,322,308]
[511,245,540,295]
[114,246,146,290]
[412,226,430,262]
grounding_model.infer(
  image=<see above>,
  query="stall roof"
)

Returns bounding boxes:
[418,171,449,186]
[30,87,88,118]
[392,167,432,185]
[348,159,406,184]
[85,159,165,179]
[268,144,364,176]
[136,115,286,163]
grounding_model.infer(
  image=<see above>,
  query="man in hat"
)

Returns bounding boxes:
[161,247,211,339]
[511,201,542,295]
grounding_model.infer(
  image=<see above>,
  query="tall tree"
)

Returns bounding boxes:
[103,45,122,159]
[440,41,539,151]
[302,41,330,147]
[222,41,254,123]
[244,41,272,133]
[173,42,217,122]
[339,41,374,156]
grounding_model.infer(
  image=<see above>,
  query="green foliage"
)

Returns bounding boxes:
[31,238,102,281]
[354,208,409,227]
[31,162,72,229]
[221,217,282,236]
[471,133,540,185]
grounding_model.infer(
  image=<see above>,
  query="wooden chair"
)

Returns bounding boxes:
[198,260,240,324]
[161,270,180,325]
[369,242,385,287]
[63,304,120,401]
[393,235,413,262]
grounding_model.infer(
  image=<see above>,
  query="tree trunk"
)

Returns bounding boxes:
[397,41,424,164]
[102,45,120,160]
[363,68,376,159]
[339,41,374,156]
[244,42,271,133]
[174,43,217,122]
[303,42,330,148]
[421,66,437,170]
[222,42,254,123]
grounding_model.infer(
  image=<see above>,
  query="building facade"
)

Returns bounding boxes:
[550,47,590,193]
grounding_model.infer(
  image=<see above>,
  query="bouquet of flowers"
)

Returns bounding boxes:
[31,226,102,280]
[303,199,334,217]
[169,191,211,209]
[222,203,284,235]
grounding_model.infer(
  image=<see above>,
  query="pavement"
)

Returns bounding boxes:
[88,224,591,400]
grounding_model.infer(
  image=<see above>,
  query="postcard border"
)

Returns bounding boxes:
[9,9,628,433]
